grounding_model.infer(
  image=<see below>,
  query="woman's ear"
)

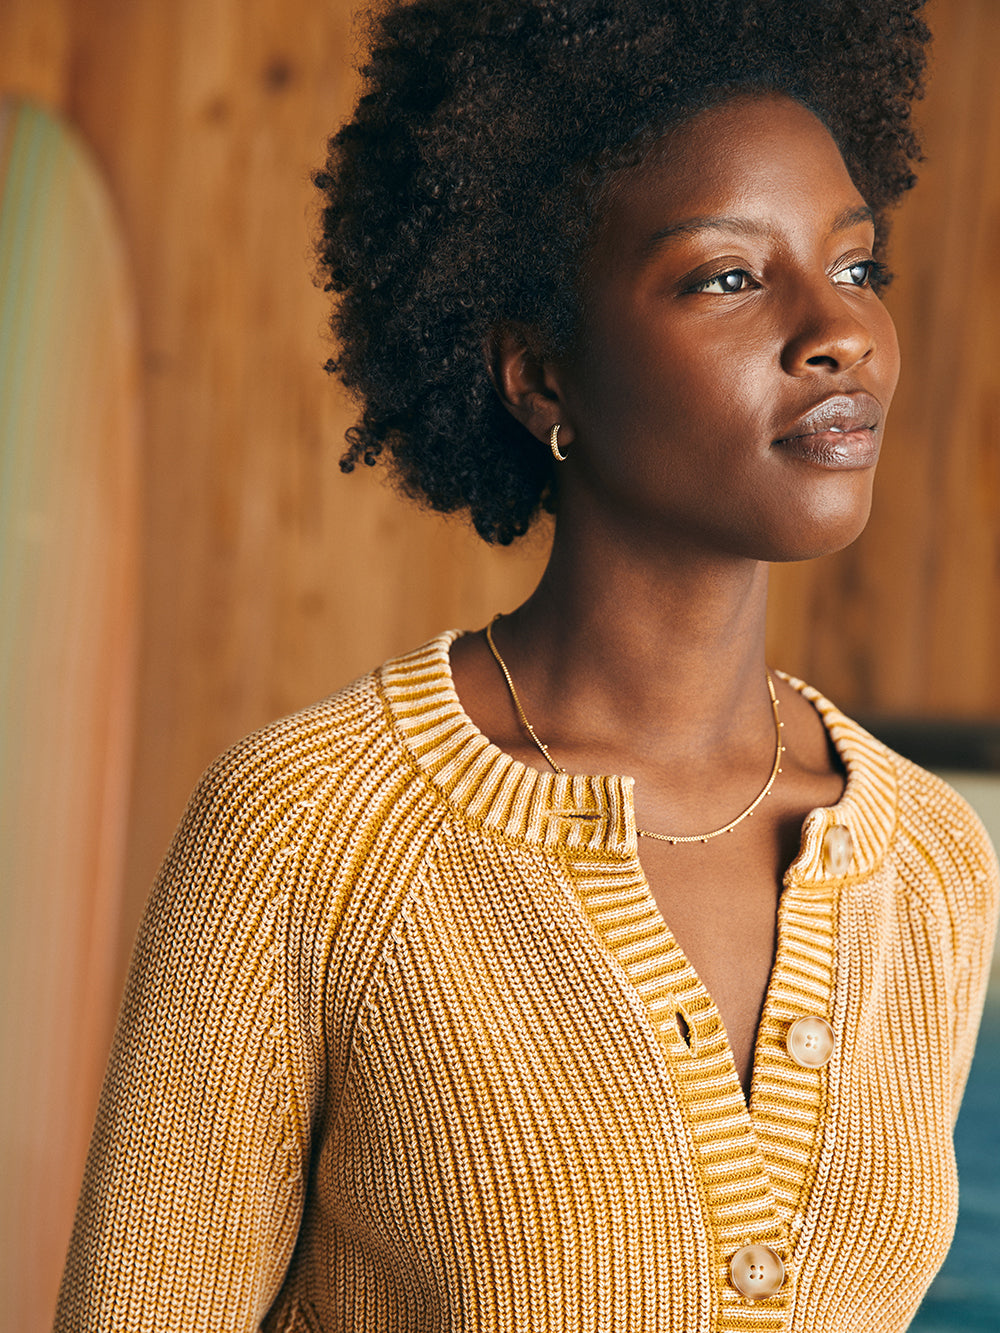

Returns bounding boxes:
[484,326,574,450]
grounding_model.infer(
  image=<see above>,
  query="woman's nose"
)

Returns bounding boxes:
[780,290,876,376]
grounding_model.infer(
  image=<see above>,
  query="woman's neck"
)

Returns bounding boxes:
[484,520,774,770]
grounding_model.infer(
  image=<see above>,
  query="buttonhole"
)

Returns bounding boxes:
[676,1010,692,1048]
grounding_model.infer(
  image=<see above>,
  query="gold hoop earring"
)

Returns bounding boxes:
[549,423,567,462]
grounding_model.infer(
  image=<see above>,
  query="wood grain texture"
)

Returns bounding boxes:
[0,0,71,110]
[54,0,551,967]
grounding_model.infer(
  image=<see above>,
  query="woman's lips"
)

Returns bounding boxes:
[774,427,880,468]
[772,393,882,469]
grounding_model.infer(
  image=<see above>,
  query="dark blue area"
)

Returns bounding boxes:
[910,989,1000,1332]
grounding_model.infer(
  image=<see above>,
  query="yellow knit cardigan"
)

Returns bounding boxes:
[57,632,998,1333]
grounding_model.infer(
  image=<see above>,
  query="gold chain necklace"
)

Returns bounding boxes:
[484,614,784,844]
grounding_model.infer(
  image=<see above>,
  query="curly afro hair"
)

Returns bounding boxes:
[315,0,929,544]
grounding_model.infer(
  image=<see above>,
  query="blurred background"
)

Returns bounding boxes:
[0,0,997,1328]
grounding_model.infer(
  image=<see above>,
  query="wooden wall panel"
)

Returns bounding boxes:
[0,0,71,110]
[57,0,550,960]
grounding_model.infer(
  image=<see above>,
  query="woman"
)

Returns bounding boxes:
[58,1,997,1330]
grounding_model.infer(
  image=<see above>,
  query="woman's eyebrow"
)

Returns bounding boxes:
[644,203,875,255]
[645,214,767,251]
[831,203,876,232]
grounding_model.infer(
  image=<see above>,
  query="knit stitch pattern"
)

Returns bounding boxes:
[56,633,998,1332]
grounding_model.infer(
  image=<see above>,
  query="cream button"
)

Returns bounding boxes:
[823,823,853,875]
[729,1244,785,1298]
[786,1015,836,1069]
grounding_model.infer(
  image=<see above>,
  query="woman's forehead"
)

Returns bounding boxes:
[589,94,867,252]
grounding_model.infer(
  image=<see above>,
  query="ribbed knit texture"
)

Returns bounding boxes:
[56,632,998,1333]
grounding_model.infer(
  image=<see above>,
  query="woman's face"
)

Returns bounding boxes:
[552,93,900,563]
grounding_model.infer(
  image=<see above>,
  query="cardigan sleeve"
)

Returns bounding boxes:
[949,812,999,1120]
[55,746,316,1332]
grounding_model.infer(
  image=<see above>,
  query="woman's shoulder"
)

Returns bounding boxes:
[131,637,461,1030]
[779,669,998,910]
[202,631,459,790]
[170,670,382,853]
[170,632,459,873]
[198,663,388,802]
[886,747,999,919]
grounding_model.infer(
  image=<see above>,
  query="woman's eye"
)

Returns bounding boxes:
[692,269,751,294]
[833,259,885,288]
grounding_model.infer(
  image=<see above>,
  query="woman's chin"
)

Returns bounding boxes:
[754,472,877,563]
[762,505,874,564]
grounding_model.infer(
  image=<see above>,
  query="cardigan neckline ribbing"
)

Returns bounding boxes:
[379,630,898,879]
